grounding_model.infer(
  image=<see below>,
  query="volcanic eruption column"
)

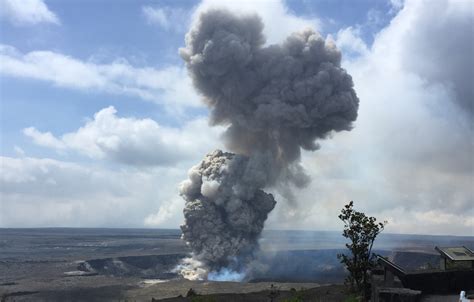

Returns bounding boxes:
[178,9,359,280]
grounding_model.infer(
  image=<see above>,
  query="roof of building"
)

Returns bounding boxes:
[435,246,474,261]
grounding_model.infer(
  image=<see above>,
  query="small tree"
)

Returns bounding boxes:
[337,201,387,301]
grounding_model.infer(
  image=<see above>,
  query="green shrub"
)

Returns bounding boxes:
[338,201,387,301]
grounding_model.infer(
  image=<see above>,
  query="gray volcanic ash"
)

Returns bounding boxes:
[178,8,359,280]
[179,150,276,280]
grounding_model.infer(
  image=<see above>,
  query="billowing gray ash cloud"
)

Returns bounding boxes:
[177,9,359,280]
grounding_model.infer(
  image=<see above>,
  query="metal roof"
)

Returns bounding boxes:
[435,246,474,261]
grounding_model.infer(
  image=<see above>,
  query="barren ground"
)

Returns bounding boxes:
[1,228,472,301]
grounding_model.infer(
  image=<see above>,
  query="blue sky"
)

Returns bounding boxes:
[0,0,395,158]
[0,0,472,235]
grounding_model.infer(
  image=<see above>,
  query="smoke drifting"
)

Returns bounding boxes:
[178,9,359,279]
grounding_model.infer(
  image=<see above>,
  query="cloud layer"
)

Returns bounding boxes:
[24,106,222,166]
[0,45,200,110]
[0,156,185,227]
[142,6,191,32]
[385,0,473,115]
[267,0,473,235]
[193,0,321,45]
[0,0,59,26]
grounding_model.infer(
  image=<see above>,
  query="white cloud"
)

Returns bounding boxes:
[142,6,191,32]
[334,26,369,57]
[194,0,321,45]
[24,106,223,166]
[377,0,473,115]
[389,0,404,12]
[0,44,201,110]
[0,0,60,25]
[143,6,169,28]
[0,156,186,227]
[3,104,222,227]
[380,208,474,236]
[23,127,66,150]
[144,196,184,226]
[13,146,26,157]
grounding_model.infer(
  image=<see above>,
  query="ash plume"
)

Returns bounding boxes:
[178,9,359,280]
